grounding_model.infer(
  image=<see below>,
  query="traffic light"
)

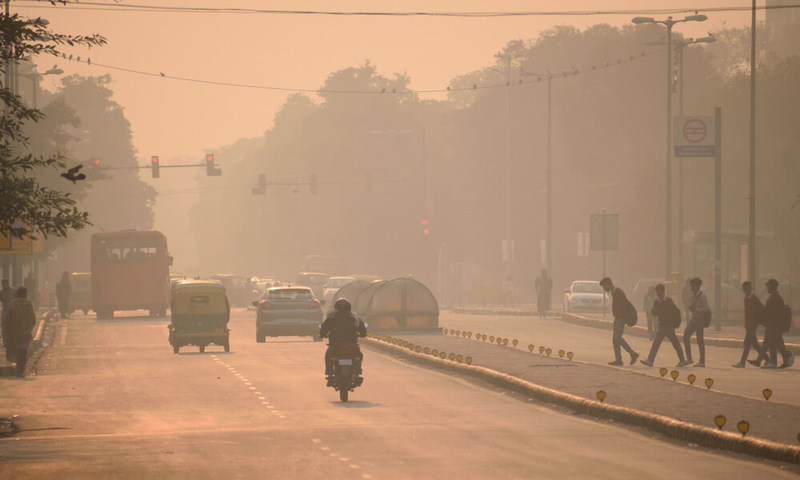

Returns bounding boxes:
[252,174,266,195]
[151,156,160,178]
[206,154,221,176]
[421,219,430,235]
[92,158,100,166]
[310,173,317,194]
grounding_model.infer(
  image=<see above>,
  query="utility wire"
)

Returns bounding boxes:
[14,1,800,17]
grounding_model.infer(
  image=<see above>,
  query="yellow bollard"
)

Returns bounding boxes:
[596,390,607,403]
[737,420,750,437]
[567,352,574,360]
[558,349,565,358]
[538,346,545,354]
[659,368,668,377]
[465,356,473,365]
[714,415,726,429]
[705,378,714,390]
[763,388,772,401]
[545,348,552,357]
[670,370,679,381]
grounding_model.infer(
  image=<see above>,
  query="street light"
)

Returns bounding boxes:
[21,65,63,108]
[646,35,716,275]
[632,14,708,276]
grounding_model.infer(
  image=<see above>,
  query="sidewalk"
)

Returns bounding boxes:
[363,328,800,465]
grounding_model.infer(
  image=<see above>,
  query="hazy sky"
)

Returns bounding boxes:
[15,0,755,164]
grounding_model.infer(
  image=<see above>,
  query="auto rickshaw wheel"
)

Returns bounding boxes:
[224,342,230,352]
[173,346,179,354]
[199,345,205,353]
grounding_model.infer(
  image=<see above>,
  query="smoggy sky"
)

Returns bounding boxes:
[15,1,754,163]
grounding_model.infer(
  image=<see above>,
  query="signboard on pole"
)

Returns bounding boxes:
[674,116,716,157]
[590,214,618,251]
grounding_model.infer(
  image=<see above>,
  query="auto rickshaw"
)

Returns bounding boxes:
[169,280,230,353]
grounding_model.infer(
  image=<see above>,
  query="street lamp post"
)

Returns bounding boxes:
[632,14,708,277]
[21,66,63,108]
[647,35,716,276]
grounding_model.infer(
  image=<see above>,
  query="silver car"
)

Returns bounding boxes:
[563,281,609,313]
[255,286,323,342]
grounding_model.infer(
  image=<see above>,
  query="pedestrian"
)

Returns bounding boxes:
[6,287,37,377]
[640,284,692,367]
[683,277,710,367]
[681,278,692,321]
[732,281,765,368]
[56,271,72,319]
[599,277,639,366]
[761,278,794,369]
[1,278,15,360]
[643,285,656,340]
[535,269,553,319]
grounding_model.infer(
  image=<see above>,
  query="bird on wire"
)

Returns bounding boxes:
[61,164,86,184]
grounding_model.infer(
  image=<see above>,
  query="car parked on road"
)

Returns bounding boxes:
[563,280,608,313]
[322,276,356,305]
[254,286,323,342]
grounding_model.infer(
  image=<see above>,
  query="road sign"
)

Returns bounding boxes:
[590,213,618,251]
[674,116,716,157]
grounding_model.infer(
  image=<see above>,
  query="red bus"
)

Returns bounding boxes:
[91,230,172,318]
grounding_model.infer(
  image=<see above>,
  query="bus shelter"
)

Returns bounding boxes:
[351,278,439,330]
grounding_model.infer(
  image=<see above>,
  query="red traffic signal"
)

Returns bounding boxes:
[151,155,160,178]
[206,153,221,176]
[421,219,430,235]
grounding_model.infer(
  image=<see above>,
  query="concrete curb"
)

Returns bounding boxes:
[362,336,800,465]
[0,309,54,377]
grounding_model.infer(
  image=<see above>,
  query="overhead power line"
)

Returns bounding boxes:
[13,1,800,17]
[64,47,665,95]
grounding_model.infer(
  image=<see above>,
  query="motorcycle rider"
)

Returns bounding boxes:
[320,298,367,387]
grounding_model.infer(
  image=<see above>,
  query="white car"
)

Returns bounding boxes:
[563,280,609,313]
[323,276,356,305]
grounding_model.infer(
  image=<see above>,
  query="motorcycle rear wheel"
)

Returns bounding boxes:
[339,388,349,402]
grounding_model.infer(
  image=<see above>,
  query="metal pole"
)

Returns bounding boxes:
[677,43,685,278]
[714,107,722,330]
[504,56,512,269]
[546,74,552,275]
[748,0,757,284]
[665,23,674,277]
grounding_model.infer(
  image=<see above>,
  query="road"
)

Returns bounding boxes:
[0,309,796,478]
[440,310,800,405]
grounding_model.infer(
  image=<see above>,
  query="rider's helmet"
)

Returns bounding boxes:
[334,298,351,314]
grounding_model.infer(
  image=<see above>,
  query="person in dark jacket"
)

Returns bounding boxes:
[55,271,72,319]
[319,298,367,385]
[640,284,691,367]
[600,277,639,366]
[7,287,37,377]
[761,279,794,369]
[732,281,765,368]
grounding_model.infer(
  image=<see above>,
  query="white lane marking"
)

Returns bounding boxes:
[311,439,321,444]
[257,396,266,400]
[339,458,349,462]
[320,446,330,451]
[254,391,262,395]
[349,465,360,469]
[59,325,68,346]
[279,415,286,418]
[361,474,372,479]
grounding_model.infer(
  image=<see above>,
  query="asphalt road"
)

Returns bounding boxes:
[0,309,796,479]
[439,311,800,405]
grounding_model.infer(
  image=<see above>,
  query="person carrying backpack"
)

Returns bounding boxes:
[599,277,639,366]
[761,279,794,369]
[640,284,692,367]
[683,277,710,367]
[732,281,766,368]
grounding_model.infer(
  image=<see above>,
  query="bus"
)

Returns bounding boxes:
[91,230,172,318]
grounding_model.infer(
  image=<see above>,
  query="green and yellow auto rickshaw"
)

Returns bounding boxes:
[69,272,93,315]
[169,280,230,353]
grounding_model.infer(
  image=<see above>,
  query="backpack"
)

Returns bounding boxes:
[781,305,793,333]
[624,299,638,326]
[663,299,682,328]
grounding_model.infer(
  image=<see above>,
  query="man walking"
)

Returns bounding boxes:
[732,281,765,368]
[7,287,37,377]
[683,277,710,367]
[56,271,71,319]
[600,277,639,366]
[761,278,794,369]
[535,269,552,319]
[640,284,692,367]
[1,278,15,360]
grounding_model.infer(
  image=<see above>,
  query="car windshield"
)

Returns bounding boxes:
[573,282,604,294]
[267,289,314,301]
[328,278,354,288]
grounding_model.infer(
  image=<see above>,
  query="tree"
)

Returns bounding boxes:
[0,5,105,240]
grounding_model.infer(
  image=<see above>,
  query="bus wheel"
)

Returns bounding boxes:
[224,341,230,352]
[173,346,179,354]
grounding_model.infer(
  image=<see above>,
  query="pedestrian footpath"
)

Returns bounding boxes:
[363,328,800,465]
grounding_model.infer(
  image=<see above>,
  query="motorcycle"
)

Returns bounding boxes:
[327,342,363,402]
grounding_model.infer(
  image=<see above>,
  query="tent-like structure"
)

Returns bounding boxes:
[331,280,371,306]
[352,278,439,329]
